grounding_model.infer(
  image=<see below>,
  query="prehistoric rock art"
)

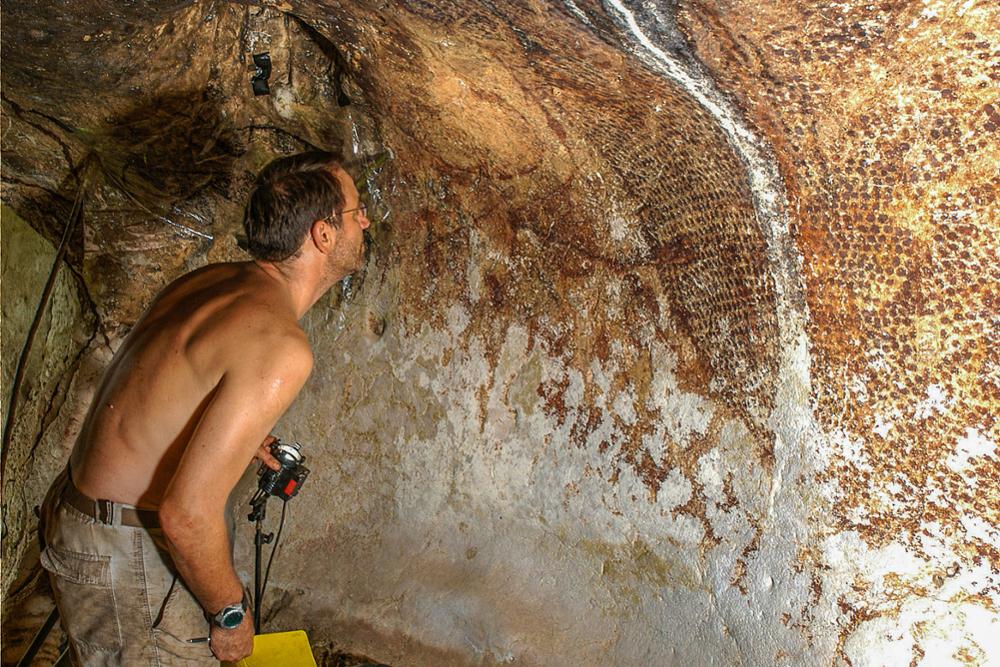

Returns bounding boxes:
[2,0,996,665]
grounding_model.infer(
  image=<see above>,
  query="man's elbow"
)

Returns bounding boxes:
[159,499,205,544]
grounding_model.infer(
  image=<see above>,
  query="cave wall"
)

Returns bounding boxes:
[1,205,96,597]
[2,1,997,665]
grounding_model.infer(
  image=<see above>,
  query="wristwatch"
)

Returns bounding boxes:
[209,593,248,630]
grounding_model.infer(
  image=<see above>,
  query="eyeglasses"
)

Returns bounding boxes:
[323,203,367,226]
[342,204,367,217]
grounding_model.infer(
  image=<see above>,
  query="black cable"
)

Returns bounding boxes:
[259,499,288,611]
[15,605,60,667]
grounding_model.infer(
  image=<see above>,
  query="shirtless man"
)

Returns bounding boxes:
[39,151,370,665]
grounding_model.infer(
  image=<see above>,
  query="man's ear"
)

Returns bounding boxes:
[309,219,337,254]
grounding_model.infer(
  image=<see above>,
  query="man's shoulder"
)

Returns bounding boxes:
[225,318,313,377]
[258,324,313,363]
[150,261,313,378]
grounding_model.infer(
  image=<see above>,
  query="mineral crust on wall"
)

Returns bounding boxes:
[1,0,997,665]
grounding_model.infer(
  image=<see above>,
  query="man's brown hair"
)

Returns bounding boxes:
[243,150,345,262]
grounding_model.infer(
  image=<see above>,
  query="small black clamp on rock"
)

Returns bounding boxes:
[250,52,272,96]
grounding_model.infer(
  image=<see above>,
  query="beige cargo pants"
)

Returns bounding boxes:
[39,468,219,666]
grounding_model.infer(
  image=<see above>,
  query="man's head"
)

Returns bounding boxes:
[322,167,371,277]
[243,151,345,263]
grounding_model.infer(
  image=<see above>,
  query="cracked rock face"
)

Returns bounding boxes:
[2,1,997,665]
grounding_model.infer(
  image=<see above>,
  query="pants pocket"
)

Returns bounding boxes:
[151,629,218,666]
[153,575,211,643]
[152,577,216,665]
[40,545,123,651]
[68,640,123,667]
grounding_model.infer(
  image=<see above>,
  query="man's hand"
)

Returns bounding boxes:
[209,613,254,662]
[253,435,281,471]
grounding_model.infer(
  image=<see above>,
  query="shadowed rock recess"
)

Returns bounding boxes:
[1,1,996,665]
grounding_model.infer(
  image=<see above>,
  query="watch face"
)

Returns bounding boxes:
[220,607,244,630]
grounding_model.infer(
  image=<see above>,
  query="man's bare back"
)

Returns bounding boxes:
[69,261,308,508]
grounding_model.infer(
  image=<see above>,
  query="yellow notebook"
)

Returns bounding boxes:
[223,630,317,667]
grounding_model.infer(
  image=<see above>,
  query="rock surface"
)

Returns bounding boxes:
[2,1,997,665]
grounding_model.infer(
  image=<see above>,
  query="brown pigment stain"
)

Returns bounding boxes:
[335,2,783,503]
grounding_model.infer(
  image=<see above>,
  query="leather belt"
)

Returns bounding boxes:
[62,475,160,529]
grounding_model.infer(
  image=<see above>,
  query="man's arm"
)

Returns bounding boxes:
[158,335,312,659]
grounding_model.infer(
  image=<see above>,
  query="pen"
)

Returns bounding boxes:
[186,637,209,643]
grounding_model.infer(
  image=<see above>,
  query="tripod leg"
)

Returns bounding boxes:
[254,516,263,633]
